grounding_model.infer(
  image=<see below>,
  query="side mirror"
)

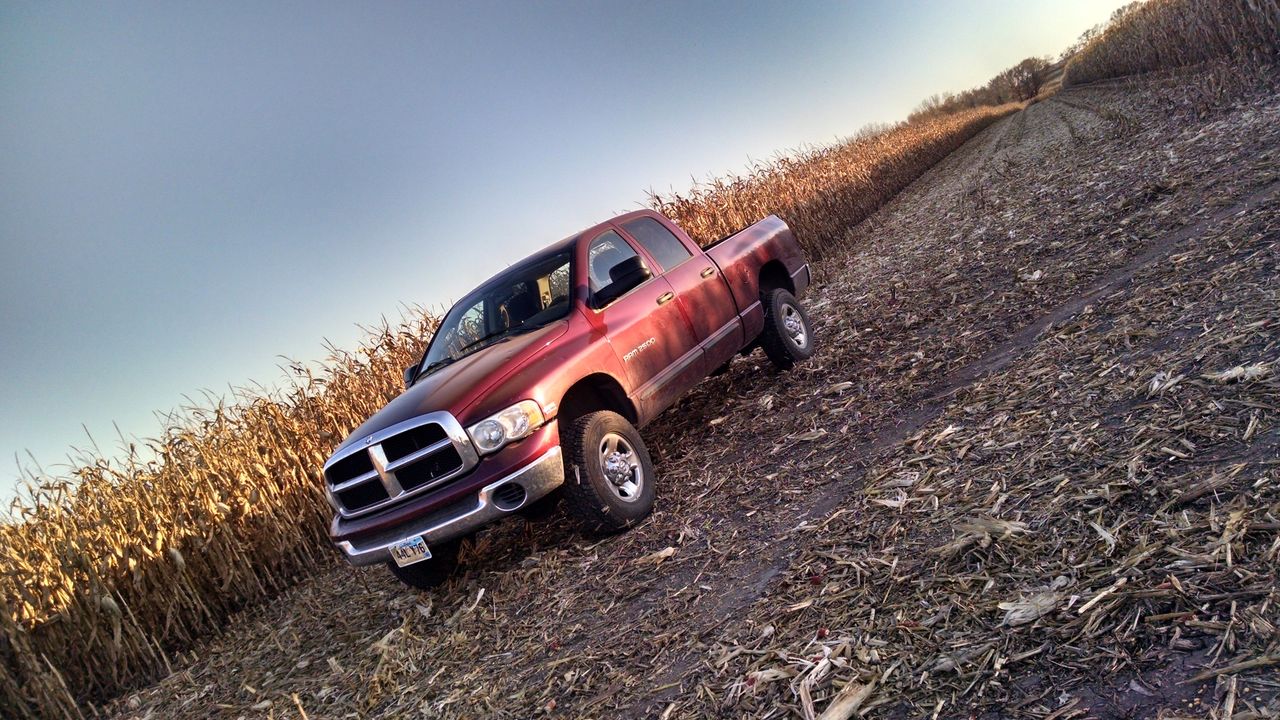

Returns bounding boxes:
[403,364,418,388]
[595,256,651,307]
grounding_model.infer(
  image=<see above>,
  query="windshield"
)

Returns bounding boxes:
[415,250,572,380]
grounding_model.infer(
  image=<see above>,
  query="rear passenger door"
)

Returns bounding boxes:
[620,216,743,373]
[586,229,702,422]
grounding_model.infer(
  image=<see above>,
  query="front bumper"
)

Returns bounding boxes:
[333,445,564,566]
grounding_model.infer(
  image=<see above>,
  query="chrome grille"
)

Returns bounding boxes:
[380,423,449,463]
[326,452,374,485]
[323,412,479,517]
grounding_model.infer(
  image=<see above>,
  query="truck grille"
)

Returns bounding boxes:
[396,446,464,490]
[327,452,374,484]
[380,423,449,463]
[323,413,478,517]
[336,481,390,510]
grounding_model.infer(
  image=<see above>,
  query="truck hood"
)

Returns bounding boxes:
[333,320,568,455]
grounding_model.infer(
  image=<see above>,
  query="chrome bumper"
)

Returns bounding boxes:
[334,445,564,566]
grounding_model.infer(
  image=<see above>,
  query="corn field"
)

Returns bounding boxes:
[647,105,1020,259]
[0,313,438,718]
[1063,0,1280,87]
[0,104,1019,718]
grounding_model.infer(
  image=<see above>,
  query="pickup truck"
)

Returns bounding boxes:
[322,209,814,588]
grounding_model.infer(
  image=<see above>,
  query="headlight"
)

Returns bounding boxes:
[466,400,545,454]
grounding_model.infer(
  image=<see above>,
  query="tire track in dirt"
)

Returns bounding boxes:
[607,108,1040,659]
[1050,94,1121,137]
[916,95,1100,223]
[1051,93,1116,119]
[907,107,1017,204]
[1044,101,1082,143]
[845,109,1020,242]
[996,97,1104,164]
[427,102,1048,713]
[105,78,1280,719]
[632,176,1280,717]
[1001,104,1030,152]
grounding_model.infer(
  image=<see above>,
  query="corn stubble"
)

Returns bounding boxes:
[6,0,1274,710]
[0,105,1016,717]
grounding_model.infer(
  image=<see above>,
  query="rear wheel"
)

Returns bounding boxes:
[561,411,656,535]
[385,537,462,590]
[760,288,815,370]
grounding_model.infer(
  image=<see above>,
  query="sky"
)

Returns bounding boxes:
[0,0,1128,498]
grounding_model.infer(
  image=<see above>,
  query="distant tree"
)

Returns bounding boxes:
[907,56,1053,123]
[1006,57,1053,100]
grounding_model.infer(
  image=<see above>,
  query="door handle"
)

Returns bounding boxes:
[700,267,715,278]
[656,291,675,305]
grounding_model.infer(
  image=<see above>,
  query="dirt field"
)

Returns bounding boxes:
[107,69,1279,719]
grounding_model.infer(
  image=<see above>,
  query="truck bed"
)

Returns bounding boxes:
[704,215,809,324]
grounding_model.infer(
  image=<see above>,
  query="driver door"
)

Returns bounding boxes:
[586,229,702,422]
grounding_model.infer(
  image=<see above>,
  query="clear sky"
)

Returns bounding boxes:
[0,0,1127,497]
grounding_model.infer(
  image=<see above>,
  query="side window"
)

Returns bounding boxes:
[622,217,692,272]
[588,230,641,294]
[546,263,570,305]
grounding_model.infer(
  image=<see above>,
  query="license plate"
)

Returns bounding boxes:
[390,536,432,567]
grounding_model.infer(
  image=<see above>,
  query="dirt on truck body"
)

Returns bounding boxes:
[321,209,814,590]
[111,68,1280,720]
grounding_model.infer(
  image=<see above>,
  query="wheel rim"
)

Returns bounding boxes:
[781,303,808,349]
[599,432,643,502]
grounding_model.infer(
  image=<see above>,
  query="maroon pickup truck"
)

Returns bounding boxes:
[322,210,814,588]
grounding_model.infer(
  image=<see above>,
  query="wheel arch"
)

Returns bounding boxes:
[758,260,795,297]
[557,373,638,428]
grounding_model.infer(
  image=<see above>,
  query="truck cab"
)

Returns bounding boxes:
[322,209,813,588]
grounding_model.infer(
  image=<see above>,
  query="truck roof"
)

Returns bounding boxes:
[471,209,666,293]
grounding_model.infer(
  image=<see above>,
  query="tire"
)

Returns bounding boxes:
[560,411,656,535]
[760,288,815,371]
[385,537,462,590]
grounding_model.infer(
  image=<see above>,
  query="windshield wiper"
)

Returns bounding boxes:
[415,356,457,381]
[455,323,543,355]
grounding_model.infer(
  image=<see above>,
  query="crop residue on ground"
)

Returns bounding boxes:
[92,64,1280,720]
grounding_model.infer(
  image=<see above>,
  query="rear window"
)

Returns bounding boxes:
[623,217,692,272]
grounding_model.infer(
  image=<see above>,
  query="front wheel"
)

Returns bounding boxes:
[760,288,815,370]
[561,411,656,535]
